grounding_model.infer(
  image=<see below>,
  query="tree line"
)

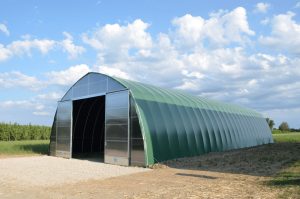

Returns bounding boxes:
[0,122,51,141]
[266,118,300,132]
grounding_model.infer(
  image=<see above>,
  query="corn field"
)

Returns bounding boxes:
[0,122,51,141]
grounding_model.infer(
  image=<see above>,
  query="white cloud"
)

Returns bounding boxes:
[33,111,50,116]
[78,8,300,127]
[259,12,300,54]
[0,71,44,91]
[82,19,152,61]
[172,7,255,47]
[0,33,85,62]
[46,64,90,85]
[1,6,300,127]
[0,38,55,61]
[255,2,270,13]
[260,18,269,25]
[0,43,12,61]
[81,7,255,89]
[37,92,63,101]
[0,65,90,91]
[182,70,204,79]
[35,104,45,110]
[175,79,199,91]
[95,65,132,80]
[295,2,300,8]
[172,14,205,46]
[262,108,300,128]
[0,37,57,62]
[61,32,85,59]
[0,100,36,108]
[7,38,56,56]
[0,23,9,36]
[0,99,52,120]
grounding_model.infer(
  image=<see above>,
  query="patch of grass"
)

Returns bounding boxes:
[0,140,50,155]
[273,133,300,143]
[272,129,288,134]
[267,160,300,198]
[269,160,300,186]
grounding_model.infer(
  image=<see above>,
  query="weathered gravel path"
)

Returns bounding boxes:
[0,156,149,187]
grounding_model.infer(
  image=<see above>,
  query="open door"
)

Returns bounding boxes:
[72,96,105,161]
[56,100,72,158]
[105,90,130,166]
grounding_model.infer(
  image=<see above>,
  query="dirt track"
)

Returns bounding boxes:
[0,143,299,199]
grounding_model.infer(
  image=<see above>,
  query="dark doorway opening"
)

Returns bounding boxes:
[72,95,105,162]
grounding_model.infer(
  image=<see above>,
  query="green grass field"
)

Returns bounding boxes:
[0,132,299,156]
[0,140,49,156]
[272,132,300,143]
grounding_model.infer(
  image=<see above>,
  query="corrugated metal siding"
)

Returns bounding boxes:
[115,78,273,165]
[50,72,273,166]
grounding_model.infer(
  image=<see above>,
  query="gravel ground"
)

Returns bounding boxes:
[0,156,149,187]
[0,143,299,199]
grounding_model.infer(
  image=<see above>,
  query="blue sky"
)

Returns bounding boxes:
[0,0,300,127]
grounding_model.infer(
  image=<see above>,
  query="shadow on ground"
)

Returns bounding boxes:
[72,152,104,163]
[268,178,300,186]
[159,143,300,181]
[175,172,218,179]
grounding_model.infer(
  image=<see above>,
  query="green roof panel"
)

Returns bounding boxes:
[114,77,273,165]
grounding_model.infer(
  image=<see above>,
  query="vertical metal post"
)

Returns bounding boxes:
[70,101,73,158]
[127,92,131,166]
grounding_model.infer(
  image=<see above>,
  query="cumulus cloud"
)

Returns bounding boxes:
[46,64,90,86]
[0,64,91,91]
[95,65,132,80]
[37,92,63,101]
[172,7,255,47]
[175,79,200,91]
[0,99,52,120]
[78,7,300,128]
[259,12,300,54]
[0,43,12,61]
[82,19,152,62]
[60,32,85,59]
[0,71,44,91]
[0,100,36,108]
[0,65,91,120]
[254,2,270,13]
[0,38,56,62]
[7,38,56,56]
[0,99,50,116]
[0,23,10,36]
[0,34,85,62]
[1,6,300,127]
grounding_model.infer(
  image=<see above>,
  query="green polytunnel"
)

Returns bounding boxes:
[49,72,273,166]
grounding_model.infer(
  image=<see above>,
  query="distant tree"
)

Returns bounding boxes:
[279,122,289,132]
[266,118,275,130]
[290,128,300,132]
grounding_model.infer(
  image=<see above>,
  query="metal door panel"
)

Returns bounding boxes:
[56,101,72,158]
[105,90,129,166]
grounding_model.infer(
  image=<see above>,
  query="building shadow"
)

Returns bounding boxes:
[175,173,218,179]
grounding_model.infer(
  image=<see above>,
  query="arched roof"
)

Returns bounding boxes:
[113,76,272,165]
[115,77,261,117]
[59,72,273,165]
